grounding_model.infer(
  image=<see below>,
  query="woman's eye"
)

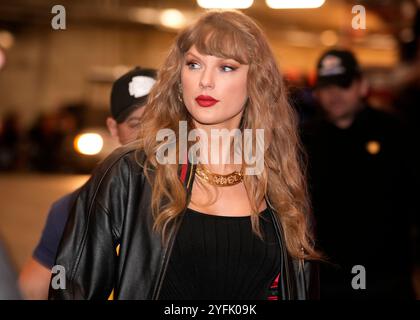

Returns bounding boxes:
[221,65,236,72]
[186,61,200,69]
[186,60,236,72]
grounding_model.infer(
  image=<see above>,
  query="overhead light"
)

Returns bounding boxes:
[266,0,325,9]
[160,9,186,29]
[197,0,254,9]
[74,133,104,156]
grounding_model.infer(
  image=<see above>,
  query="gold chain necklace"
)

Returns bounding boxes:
[195,164,244,187]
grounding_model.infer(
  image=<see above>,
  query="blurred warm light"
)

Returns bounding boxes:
[130,8,160,25]
[266,0,325,9]
[400,1,417,19]
[400,28,415,43]
[366,140,381,155]
[320,30,338,46]
[364,34,397,50]
[160,9,186,29]
[284,30,319,47]
[74,133,104,155]
[0,48,5,70]
[0,30,14,49]
[197,0,254,9]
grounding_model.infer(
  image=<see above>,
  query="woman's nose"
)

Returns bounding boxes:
[199,68,215,90]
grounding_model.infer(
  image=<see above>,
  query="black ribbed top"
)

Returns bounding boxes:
[158,207,281,300]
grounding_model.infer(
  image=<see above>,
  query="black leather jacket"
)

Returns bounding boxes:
[48,143,319,300]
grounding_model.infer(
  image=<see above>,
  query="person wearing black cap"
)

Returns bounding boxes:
[302,49,417,299]
[18,67,157,299]
[313,49,367,129]
[107,67,157,145]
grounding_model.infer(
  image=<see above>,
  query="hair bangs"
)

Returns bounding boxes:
[179,18,252,65]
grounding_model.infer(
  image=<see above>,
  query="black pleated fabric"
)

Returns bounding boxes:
[159,207,281,300]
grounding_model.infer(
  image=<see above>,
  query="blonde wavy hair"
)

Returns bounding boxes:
[137,10,321,261]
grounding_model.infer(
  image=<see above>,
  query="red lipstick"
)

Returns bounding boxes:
[195,95,219,107]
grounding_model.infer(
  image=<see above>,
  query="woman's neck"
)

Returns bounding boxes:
[192,120,243,174]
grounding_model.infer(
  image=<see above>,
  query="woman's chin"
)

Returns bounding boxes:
[186,105,243,128]
[189,112,223,126]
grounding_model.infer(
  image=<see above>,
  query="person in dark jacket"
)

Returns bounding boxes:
[49,10,321,300]
[302,49,417,299]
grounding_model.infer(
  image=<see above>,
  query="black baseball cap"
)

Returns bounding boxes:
[110,67,157,123]
[315,49,361,88]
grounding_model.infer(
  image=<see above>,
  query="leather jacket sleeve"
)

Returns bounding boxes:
[48,146,135,300]
[298,259,320,300]
[302,205,321,299]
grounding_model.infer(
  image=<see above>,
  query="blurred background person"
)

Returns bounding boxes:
[26,112,66,172]
[302,49,418,299]
[18,67,157,300]
[392,11,420,270]
[0,238,21,299]
[0,111,24,171]
[394,8,420,134]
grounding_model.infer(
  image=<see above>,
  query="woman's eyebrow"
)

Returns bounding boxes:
[222,58,240,65]
[185,52,202,61]
[185,52,239,65]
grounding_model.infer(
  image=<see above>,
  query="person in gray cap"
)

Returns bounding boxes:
[18,67,157,299]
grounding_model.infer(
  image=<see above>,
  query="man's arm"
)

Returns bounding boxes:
[18,258,51,300]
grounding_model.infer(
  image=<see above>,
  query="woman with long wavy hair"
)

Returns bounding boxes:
[49,9,321,300]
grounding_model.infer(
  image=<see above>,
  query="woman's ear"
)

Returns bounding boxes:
[106,117,118,138]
